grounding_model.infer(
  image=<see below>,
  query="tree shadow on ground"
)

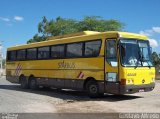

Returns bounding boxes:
[0,84,142,102]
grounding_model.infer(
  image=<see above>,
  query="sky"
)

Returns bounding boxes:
[0,0,160,57]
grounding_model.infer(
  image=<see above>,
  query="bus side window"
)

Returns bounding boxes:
[66,43,83,57]
[27,48,37,60]
[17,49,26,61]
[38,46,50,59]
[51,45,65,58]
[7,51,16,61]
[106,40,117,67]
[84,40,101,57]
[7,51,11,61]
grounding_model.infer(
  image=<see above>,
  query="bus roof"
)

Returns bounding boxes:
[47,31,101,40]
[47,31,148,41]
[7,31,148,51]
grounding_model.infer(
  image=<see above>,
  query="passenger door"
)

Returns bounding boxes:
[105,39,119,94]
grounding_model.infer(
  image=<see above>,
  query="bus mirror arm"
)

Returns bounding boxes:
[121,45,126,57]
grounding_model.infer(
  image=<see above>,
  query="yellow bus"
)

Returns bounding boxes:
[6,31,155,97]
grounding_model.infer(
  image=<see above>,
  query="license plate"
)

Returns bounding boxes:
[139,89,144,92]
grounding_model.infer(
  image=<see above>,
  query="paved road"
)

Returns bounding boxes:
[0,76,160,113]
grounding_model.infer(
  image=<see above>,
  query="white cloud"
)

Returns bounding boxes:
[139,27,160,48]
[0,17,10,22]
[139,26,160,36]
[148,38,158,48]
[0,16,24,26]
[14,16,24,21]
[139,30,153,36]
[152,27,160,33]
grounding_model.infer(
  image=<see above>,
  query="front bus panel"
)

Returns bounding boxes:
[119,38,155,94]
[119,67,155,94]
[105,37,155,95]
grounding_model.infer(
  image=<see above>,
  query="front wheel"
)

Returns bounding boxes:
[86,81,100,98]
[28,76,38,90]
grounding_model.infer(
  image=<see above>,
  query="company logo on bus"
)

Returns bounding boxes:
[58,60,75,69]
[127,73,136,76]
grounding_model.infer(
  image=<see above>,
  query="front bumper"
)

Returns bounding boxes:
[120,82,155,94]
[103,81,155,95]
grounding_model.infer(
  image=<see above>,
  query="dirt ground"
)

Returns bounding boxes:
[0,76,160,113]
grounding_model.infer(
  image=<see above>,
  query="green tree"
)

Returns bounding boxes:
[27,34,45,44]
[151,52,160,66]
[27,16,124,43]
[38,16,49,37]
[37,16,78,37]
[78,16,124,31]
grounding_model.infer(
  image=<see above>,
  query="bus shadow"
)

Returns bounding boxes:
[0,84,142,102]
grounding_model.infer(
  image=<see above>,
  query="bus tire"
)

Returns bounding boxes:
[86,81,99,98]
[56,88,62,92]
[28,76,38,90]
[20,76,28,89]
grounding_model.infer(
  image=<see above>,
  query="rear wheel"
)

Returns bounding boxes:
[29,76,38,90]
[56,88,62,92]
[20,75,28,89]
[86,81,100,98]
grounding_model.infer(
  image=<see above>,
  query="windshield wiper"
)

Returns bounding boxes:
[143,60,151,68]
[136,58,151,69]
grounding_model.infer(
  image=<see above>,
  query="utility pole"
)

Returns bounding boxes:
[0,41,3,76]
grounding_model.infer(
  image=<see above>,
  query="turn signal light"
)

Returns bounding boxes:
[121,79,126,85]
[152,78,155,82]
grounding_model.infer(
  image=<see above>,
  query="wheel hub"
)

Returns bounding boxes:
[89,85,97,93]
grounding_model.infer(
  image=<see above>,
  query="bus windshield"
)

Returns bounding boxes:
[120,39,153,67]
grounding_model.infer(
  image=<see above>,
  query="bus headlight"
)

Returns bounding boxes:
[106,73,117,82]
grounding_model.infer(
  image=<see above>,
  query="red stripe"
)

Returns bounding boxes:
[15,64,20,76]
[16,64,21,76]
[15,64,22,76]
[77,72,82,78]
[77,72,84,78]
[17,65,22,76]
[79,73,84,78]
